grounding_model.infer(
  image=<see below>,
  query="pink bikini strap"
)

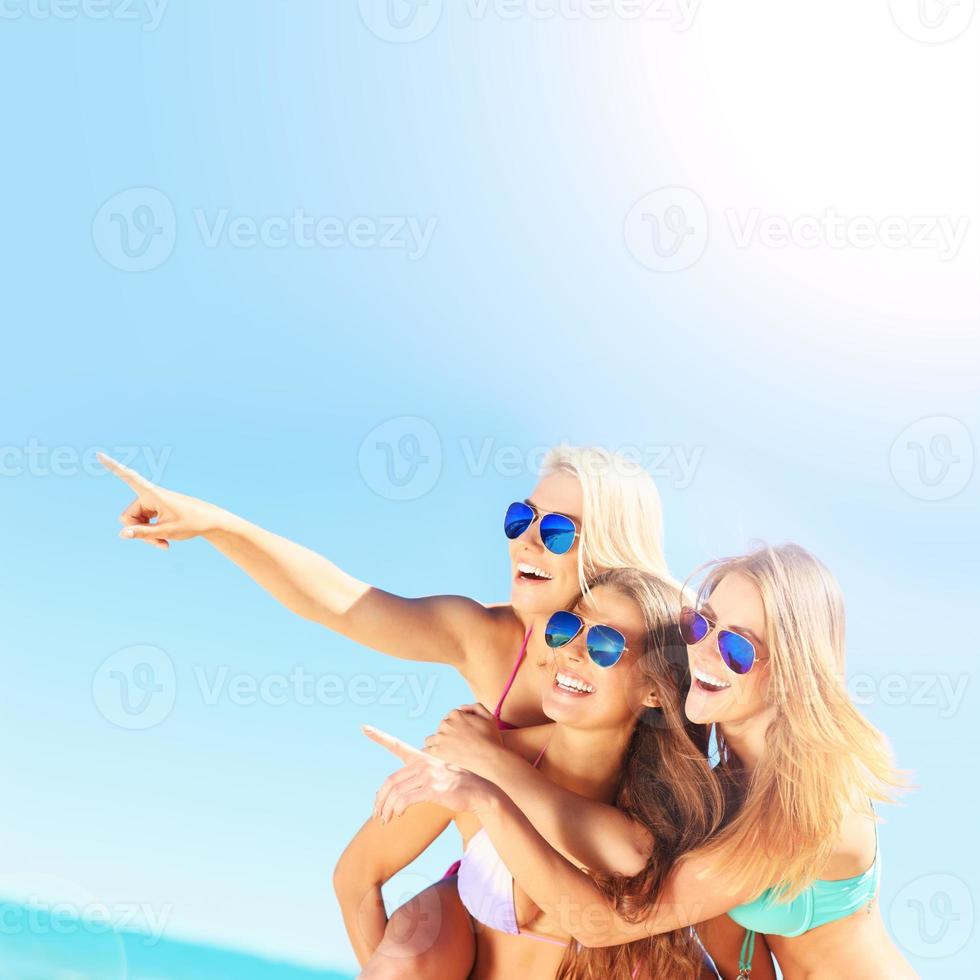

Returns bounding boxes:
[531,737,551,768]
[493,624,533,720]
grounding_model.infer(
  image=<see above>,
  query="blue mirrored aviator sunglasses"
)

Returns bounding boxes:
[544,610,628,668]
[504,501,579,556]
[679,606,759,675]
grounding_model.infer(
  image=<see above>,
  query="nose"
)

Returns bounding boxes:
[516,530,545,558]
[561,635,587,665]
[525,518,547,552]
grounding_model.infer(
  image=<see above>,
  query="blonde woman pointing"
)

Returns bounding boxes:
[99,444,668,733]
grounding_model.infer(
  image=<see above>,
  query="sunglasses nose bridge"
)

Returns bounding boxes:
[558,621,587,661]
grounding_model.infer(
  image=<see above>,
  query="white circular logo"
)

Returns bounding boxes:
[358,416,442,501]
[378,872,444,956]
[890,873,974,958]
[92,644,177,730]
[889,0,975,43]
[624,186,709,272]
[889,416,974,501]
[92,187,177,273]
[358,0,444,43]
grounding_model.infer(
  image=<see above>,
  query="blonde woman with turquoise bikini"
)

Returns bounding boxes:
[372,544,914,978]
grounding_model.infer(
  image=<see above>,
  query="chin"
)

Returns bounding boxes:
[684,689,715,726]
[511,579,567,615]
[541,689,581,723]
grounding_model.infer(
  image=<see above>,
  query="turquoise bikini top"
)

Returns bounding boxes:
[727,822,880,938]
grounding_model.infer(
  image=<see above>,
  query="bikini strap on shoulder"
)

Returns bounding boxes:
[493,624,533,719]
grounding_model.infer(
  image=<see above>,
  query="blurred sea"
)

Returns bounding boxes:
[0,901,353,980]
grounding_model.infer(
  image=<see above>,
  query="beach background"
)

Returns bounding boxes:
[1,2,977,977]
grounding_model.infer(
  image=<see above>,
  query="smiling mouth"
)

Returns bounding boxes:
[693,668,732,693]
[516,561,553,583]
[554,670,596,697]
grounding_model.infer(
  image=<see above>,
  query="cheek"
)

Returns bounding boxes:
[733,672,769,711]
[603,669,649,714]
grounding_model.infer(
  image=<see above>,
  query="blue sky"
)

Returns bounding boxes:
[1,2,977,976]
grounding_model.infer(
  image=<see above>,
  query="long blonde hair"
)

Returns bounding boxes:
[692,543,904,900]
[541,445,670,596]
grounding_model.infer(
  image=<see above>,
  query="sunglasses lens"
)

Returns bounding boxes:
[718,630,756,675]
[586,625,627,668]
[539,513,576,555]
[679,607,709,644]
[504,501,534,540]
[545,611,581,649]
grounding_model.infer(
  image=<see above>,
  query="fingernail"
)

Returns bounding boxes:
[120,529,134,539]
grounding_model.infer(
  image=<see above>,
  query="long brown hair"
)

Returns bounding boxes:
[555,567,727,980]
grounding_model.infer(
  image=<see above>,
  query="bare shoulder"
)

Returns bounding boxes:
[824,807,878,879]
[457,602,527,678]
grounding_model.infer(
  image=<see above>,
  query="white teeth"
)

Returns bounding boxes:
[555,671,595,694]
[694,668,731,690]
[517,561,553,580]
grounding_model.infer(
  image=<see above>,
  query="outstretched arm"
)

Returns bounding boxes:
[333,802,453,966]
[98,453,494,668]
[468,785,752,946]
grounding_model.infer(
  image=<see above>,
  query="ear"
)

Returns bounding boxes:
[642,689,662,710]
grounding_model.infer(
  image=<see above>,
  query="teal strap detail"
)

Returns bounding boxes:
[737,929,756,977]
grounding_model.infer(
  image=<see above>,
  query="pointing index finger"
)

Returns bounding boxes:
[97,452,155,493]
[362,725,428,763]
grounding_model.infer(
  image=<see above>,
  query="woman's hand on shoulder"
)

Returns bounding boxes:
[423,703,506,777]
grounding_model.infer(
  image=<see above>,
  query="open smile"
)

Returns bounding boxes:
[553,668,596,697]
[693,667,732,693]
[515,560,554,583]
